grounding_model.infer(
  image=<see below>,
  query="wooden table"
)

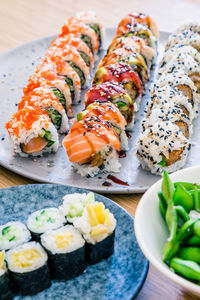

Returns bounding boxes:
[1,0,200,299]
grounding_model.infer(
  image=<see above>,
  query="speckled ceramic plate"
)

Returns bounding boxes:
[0,184,149,299]
[0,29,180,193]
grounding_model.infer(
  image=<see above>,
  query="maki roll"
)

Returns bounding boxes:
[175,21,200,35]
[0,251,13,300]
[165,29,200,52]
[93,63,143,111]
[27,208,66,241]
[62,115,121,177]
[41,225,85,280]
[0,222,31,251]
[6,106,59,156]
[136,121,191,174]
[6,242,51,295]
[59,192,95,223]
[18,86,69,133]
[77,101,128,150]
[73,202,116,264]
[84,82,134,127]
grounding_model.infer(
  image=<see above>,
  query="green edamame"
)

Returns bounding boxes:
[170,258,200,281]
[179,247,200,264]
[173,184,194,212]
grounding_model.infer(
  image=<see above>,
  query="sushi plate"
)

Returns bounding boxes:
[1,29,198,194]
[0,184,149,300]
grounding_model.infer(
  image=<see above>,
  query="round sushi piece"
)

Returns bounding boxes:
[116,12,160,39]
[62,116,121,177]
[18,86,69,134]
[175,21,200,35]
[136,121,191,175]
[84,82,134,126]
[59,192,95,222]
[73,201,116,264]
[6,106,59,157]
[6,242,50,295]
[77,101,128,150]
[165,30,200,52]
[41,225,85,280]
[46,44,90,89]
[27,208,66,241]
[60,17,99,58]
[0,222,31,251]
[51,33,94,71]
[93,63,143,111]
[76,11,104,47]
[0,251,13,300]
[151,71,198,118]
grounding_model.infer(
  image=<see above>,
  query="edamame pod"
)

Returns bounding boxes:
[158,192,167,219]
[175,206,189,222]
[174,182,200,191]
[173,184,194,212]
[179,247,200,264]
[186,235,200,246]
[170,258,200,281]
[193,220,200,237]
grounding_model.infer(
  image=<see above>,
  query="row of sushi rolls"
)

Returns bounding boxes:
[5,11,200,178]
[0,191,116,297]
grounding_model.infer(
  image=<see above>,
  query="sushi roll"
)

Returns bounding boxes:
[73,201,116,264]
[41,225,85,280]
[46,44,90,89]
[62,115,121,177]
[93,63,143,111]
[76,11,104,47]
[27,208,66,241]
[0,222,31,251]
[0,251,13,300]
[18,86,69,134]
[98,47,149,84]
[59,192,95,223]
[6,106,59,156]
[136,121,191,174]
[51,33,94,71]
[60,17,99,57]
[77,101,128,150]
[84,82,134,127]
[116,12,159,39]
[165,29,200,52]
[6,242,51,295]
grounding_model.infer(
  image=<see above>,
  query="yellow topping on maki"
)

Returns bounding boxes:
[55,233,73,249]
[12,249,41,268]
[0,251,5,269]
[90,225,108,237]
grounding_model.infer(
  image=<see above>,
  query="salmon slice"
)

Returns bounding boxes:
[21,137,48,154]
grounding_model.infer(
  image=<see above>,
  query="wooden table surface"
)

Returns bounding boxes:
[1,0,200,299]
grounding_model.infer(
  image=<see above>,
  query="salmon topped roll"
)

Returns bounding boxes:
[18,86,69,133]
[62,116,121,177]
[46,44,90,88]
[84,81,134,127]
[51,33,94,71]
[60,17,99,57]
[77,101,128,150]
[93,63,143,110]
[6,106,59,156]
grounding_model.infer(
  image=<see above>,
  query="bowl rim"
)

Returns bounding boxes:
[134,165,200,295]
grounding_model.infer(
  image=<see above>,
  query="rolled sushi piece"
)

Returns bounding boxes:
[116,12,160,39]
[73,201,116,264]
[77,101,128,150]
[18,86,69,134]
[165,29,200,52]
[60,17,99,58]
[46,44,90,89]
[93,63,143,111]
[5,106,59,156]
[59,192,95,223]
[27,208,66,241]
[84,82,134,127]
[174,21,200,35]
[6,242,51,295]
[136,121,191,174]
[62,116,121,177]
[98,47,149,84]
[76,11,104,47]
[0,251,13,300]
[41,225,85,280]
[0,222,31,251]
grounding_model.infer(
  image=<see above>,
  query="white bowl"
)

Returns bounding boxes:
[134,165,200,296]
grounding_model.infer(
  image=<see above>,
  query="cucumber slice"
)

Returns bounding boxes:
[80,34,93,52]
[78,50,90,67]
[67,61,85,87]
[45,108,62,129]
[63,76,75,102]
[52,88,66,110]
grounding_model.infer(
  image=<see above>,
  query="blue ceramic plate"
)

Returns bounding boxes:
[0,184,148,299]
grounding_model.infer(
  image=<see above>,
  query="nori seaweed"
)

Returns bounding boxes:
[0,271,13,300]
[46,244,86,280]
[86,230,115,265]
[10,263,51,296]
